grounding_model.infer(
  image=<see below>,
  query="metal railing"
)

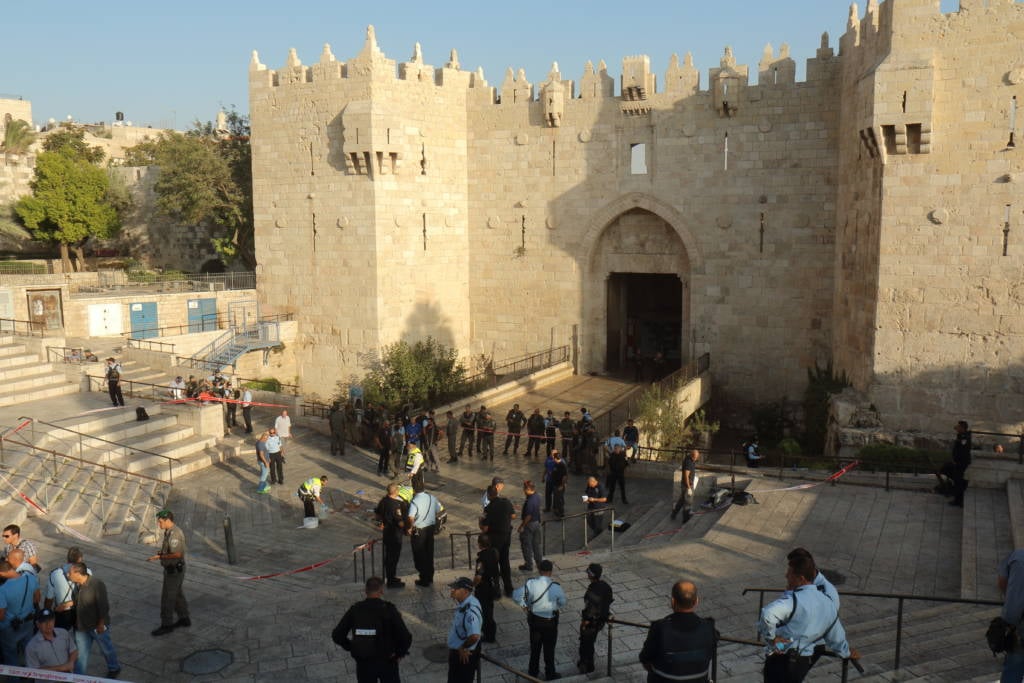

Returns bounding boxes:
[742,587,999,671]
[445,345,570,406]
[175,355,227,373]
[237,377,300,396]
[449,530,483,570]
[122,314,225,339]
[69,270,257,296]
[605,616,856,682]
[126,337,176,353]
[302,401,331,419]
[476,652,543,682]
[0,318,45,337]
[352,537,383,583]
[593,352,710,439]
[10,416,177,484]
[46,347,99,364]
[540,506,616,556]
[972,429,1024,465]
[87,374,180,403]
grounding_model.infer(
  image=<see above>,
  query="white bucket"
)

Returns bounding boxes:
[302,516,319,529]
[316,505,329,520]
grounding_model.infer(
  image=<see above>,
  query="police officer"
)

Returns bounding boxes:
[447,577,482,683]
[640,581,716,683]
[406,480,440,587]
[298,475,329,519]
[332,576,412,683]
[478,411,496,461]
[375,485,406,588]
[404,443,425,490]
[504,403,526,455]
[329,403,347,456]
[577,563,613,674]
[513,559,567,680]
[759,555,857,682]
[147,509,191,636]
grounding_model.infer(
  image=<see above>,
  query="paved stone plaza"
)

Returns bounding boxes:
[0,380,1010,682]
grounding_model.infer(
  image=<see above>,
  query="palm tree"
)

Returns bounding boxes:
[2,119,37,165]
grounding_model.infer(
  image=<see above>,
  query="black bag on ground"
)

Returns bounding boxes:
[136,407,149,421]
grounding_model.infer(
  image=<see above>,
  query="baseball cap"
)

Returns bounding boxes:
[449,577,474,591]
[35,609,55,622]
[156,509,173,519]
[586,563,603,579]
[491,476,504,485]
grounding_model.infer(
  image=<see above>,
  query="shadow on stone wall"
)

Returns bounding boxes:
[402,299,456,349]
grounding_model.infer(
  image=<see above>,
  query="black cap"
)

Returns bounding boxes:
[449,577,474,591]
[35,609,55,622]
[586,563,603,579]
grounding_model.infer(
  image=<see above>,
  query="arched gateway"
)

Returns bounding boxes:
[580,194,702,378]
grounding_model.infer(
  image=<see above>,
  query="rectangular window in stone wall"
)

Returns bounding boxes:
[906,124,922,154]
[881,125,897,156]
[630,143,647,174]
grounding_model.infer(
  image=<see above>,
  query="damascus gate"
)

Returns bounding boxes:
[250,0,1024,434]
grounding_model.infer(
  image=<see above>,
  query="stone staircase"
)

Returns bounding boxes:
[0,403,231,544]
[0,336,77,406]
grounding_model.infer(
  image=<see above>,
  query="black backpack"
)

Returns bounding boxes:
[136,407,150,421]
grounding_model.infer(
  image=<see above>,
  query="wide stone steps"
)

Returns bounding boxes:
[0,338,77,406]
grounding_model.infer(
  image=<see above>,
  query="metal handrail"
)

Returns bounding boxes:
[122,314,225,339]
[175,355,227,372]
[352,537,382,583]
[17,415,178,484]
[476,652,543,682]
[449,530,482,570]
[540,505,616,556]
[605,616,853,682]
[0,318,45,337]
[87,374,179,403]
[46,346,98,364]
[126,337,176,353]
[742,586,1000,671]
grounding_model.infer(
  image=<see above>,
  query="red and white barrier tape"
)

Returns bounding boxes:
[746,460,861,494]
[236,555,342,581]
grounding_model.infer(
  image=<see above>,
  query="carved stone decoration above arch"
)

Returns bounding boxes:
[579,193,704,272]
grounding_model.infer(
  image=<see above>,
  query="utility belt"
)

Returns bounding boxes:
[410,525,434,536]
[163,561,186,575]
[528,611,559,622]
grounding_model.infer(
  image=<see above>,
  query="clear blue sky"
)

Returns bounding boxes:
[5,0,964,130]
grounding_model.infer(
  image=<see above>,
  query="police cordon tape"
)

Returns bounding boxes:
[235,555,343,581]
[744,460,861,494]
[0,664,118,682]
[163,393,288,408]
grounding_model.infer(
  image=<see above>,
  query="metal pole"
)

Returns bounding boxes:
[895,597,904,670]
[541,522,547,557]
[712,636,719,683]
[223,515,237,564]
[352,552,357,582]
[561,519,566,554]
[466,532,472,570]
[610,507,615,552]
[606,620,613,677]
[450,535,455,570]
[361,548,367,582]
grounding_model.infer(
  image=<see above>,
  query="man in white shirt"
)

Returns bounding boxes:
[168,376,186,401]
[275,409,292,441]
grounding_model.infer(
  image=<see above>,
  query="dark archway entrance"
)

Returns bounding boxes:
[606,272,682,379]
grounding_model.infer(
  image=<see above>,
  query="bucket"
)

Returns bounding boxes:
[302,516,319,529]
[316,504,329,520]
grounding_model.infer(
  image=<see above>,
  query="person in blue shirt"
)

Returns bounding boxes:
[999,548,1024,682]
[406,481,440,587]
[623,419,640,459]
[513,559,567,680]
[517,481,543,571]
[758,554,857,682]
[447,577,482,683]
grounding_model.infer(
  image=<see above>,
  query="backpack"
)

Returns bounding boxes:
[432,502,448,535]
[136,407,150,421]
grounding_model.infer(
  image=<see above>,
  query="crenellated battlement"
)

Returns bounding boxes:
[249,22,846,108]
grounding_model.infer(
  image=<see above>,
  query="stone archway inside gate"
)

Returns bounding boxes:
[580,194,701,378]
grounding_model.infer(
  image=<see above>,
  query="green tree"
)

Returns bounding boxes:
[356,338,467,411]
[634,380,694,458]
[124,110,254,268]
[14,151,120,271]
[1,119,36,164]
[42,127,105,164]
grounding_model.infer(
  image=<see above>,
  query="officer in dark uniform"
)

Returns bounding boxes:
[504,404,526,455]
[473,534,501,643]
[374,485,407,588]
[479,484,515,597]
[332,576,412,683]
[640,581,716,683]
[458,406,476,459]
[946,420,972,507]
[329,402,347,456]
[577,563,614,674]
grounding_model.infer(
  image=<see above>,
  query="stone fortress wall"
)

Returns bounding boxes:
[251,0,1024,435]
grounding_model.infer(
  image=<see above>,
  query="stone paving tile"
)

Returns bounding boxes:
[0,385,1014,681]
